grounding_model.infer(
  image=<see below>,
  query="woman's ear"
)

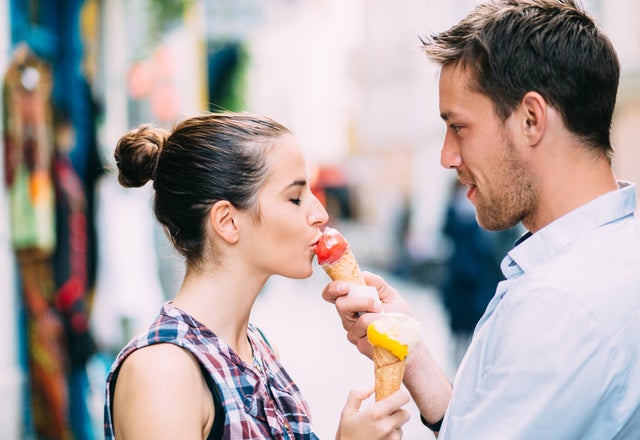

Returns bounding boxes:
[209,200,240,244]
[521,91,547,146]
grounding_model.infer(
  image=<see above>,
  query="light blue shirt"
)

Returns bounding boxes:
[439,182,640,439]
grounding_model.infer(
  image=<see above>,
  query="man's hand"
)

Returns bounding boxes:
[321,271,415,358]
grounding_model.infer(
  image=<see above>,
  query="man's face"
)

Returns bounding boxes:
[438,64,537,231]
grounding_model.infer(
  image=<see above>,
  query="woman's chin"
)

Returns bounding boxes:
[280,266,314,280]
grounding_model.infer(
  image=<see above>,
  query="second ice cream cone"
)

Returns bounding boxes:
[372,346,406,401]
[367,313,420,401]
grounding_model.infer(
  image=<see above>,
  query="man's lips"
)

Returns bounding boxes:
[466,185,477,200]
[458,179,477,200]
[460,180,476,189]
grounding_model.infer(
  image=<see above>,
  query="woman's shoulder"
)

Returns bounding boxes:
[118,343,205,393]
[113,343,214,438]
[126,341,193,366]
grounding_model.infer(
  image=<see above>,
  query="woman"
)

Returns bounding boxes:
[104,112,410,439]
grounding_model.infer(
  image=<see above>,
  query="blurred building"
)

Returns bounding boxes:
[602,0,640,196]
[243,0,640,267]
[0,2,19,438]
[0,0,206,437]
[1,0,639,438]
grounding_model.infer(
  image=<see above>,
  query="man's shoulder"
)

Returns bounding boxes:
[511,226,640,336]
[568,212,640,268]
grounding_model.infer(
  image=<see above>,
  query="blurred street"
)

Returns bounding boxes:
[251,268,455,440]
[3,1,640,438]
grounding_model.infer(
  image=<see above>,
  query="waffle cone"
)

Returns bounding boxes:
[323,248,366,285]
[372,346,405,401]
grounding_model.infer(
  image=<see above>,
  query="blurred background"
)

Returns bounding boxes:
[1,0,639,438]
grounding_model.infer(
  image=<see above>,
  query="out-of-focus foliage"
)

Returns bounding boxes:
[147,0,194,45]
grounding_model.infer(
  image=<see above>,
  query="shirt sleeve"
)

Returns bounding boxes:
[441,287,622,439]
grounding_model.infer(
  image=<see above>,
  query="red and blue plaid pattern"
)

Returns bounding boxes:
[104,302,319,439]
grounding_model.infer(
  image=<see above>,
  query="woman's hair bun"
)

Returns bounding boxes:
[114,124,170,188]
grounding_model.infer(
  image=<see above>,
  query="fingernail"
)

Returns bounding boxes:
[373,299,383,312]
[337,283,349,294]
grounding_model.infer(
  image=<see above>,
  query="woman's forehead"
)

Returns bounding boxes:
[263,135,309,185]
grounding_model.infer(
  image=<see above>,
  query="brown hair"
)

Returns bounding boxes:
[114,111,291,266]
[421,0,619,158]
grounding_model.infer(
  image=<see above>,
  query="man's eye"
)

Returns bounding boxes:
[450,124,461,133]
[290,198,301,206]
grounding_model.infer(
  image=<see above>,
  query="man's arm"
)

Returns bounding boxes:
[403,342,452,436]
[322,272,453,435]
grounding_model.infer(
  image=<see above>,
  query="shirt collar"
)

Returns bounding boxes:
[502,181,637,278]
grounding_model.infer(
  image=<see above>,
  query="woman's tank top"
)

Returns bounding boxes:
[104,302,319,439]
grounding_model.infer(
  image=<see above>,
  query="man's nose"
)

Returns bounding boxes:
[440,135,462,169]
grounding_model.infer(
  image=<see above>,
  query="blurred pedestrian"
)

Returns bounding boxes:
[103,111,410,439]
[322,0,640,438]
[440,180,519,365]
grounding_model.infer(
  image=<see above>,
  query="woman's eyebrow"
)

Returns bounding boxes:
[281,180,307,193]
[287,179,307,188]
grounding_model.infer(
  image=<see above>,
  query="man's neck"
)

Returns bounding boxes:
[524,150,617,233]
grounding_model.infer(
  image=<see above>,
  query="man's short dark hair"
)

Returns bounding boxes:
[421,0,620,158]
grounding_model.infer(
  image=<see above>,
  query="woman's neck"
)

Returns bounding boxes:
[173,267,267,364]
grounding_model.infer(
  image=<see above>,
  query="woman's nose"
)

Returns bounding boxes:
[310,195,329,226]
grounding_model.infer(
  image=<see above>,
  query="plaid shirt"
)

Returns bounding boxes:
[104,302,319,439]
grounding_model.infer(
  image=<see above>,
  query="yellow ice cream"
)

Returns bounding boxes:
[367,313,420,360]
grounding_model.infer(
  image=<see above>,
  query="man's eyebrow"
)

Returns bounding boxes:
[440,111,453,121]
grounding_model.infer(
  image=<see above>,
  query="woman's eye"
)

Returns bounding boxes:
[290,198,301,206]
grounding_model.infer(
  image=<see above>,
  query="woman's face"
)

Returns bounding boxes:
[241,134,329,279]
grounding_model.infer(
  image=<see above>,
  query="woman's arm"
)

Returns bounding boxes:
[113,343,214,439]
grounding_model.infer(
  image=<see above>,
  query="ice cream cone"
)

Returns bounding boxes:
[367,313,420,401]
[372,346,405,401]
[322,247,366,285]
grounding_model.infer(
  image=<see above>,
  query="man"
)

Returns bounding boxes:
[322,1,640,438]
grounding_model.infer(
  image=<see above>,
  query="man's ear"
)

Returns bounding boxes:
[209,200,240,244]
[521,91,547,146]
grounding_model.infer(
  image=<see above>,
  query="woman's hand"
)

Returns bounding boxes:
[335,387,411,440]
